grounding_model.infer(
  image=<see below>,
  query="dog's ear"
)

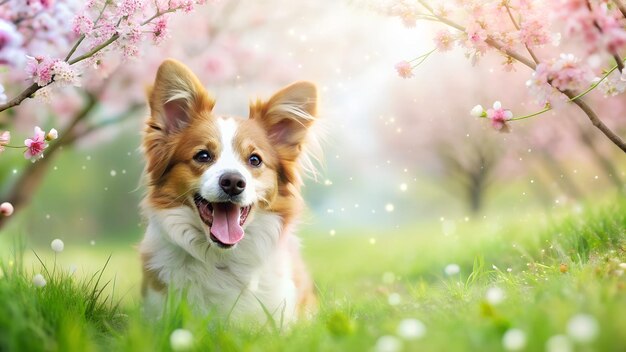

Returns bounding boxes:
[148,59,214,133]
[250,81,317,161]
[144,59,214,182]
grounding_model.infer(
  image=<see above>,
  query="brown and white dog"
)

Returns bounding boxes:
[139,59,319,324]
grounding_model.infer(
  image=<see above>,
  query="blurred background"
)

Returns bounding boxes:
[0,0,624,296]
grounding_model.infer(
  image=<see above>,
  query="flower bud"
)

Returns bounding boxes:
[0,202,14,216]
[46,128,58,141]
[470,105,484,117]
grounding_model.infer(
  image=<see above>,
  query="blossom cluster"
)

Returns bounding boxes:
[0,126,58,162]
[0,0,210,107]
[383,0,626,133]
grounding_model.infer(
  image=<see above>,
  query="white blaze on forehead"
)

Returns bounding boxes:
[199,117,256,204]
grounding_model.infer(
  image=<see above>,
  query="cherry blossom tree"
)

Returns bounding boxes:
[380,0,626,153]
[0,0,213,226]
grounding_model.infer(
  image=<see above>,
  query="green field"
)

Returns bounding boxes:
[0,198,624,351]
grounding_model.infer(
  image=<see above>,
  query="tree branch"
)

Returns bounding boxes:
[416,0,626,153]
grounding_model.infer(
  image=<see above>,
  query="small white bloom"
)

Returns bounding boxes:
[0,83,6,105]
[382,272,395,284]
[502,329,527,351]
[492,101,502,109]
[50,239,64,253]
[46,128,58,141]
[546,335,573,352]
[69,264,77,275]
[470,104,484,117]
[485,286,505,305]
[33,273,46,288]
[396,318,426,340]
[375,335,402,352]
[444,263,460,276]
[170,328,193,351]
[0,202,14,216]
[388,292,401,306]
[567,314,599,343]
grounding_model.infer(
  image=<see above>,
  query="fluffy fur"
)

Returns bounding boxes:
[139,59,318,324]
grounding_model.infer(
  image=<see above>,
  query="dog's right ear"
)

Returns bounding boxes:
[148,59,214,133]
[144,59,214,182]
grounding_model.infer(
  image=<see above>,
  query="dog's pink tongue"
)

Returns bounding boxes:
[210,203,244,245]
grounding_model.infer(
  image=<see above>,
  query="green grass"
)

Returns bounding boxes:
[0,199,625,351]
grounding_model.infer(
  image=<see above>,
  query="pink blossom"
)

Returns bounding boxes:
[152,17,170,44]
[434,30,455,52]
[465,22,488,53]
[170,0,195,12]
[117,0,145,17]
[72,13,95,35]
[549,54,592,91]
[395,60,413,79]
[24,126,48,161]
[486,101,513,132]
[519,17,551,47]
[25,56,57,87]
[0,131,10,153]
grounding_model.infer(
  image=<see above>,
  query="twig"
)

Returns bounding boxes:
[613,0,626,18]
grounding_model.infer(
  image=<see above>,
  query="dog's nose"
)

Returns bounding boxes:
[219,172,246,196]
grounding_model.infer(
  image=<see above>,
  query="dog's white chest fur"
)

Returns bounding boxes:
[139,207,298,324]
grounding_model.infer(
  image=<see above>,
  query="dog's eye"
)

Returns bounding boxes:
[249,154,262,167]
[193,150,212,163]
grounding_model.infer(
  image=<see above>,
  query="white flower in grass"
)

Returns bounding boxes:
[502,329,527,351]
[51,239,64,253]
[375,335,402,352]
[33,273,46,288]
[485,286,505,305]
[567,314,599,343]
[387,292,401,306]
[170,329,193,351]
[396,318,426,340]
[546,335,573,352]
[444,263,460,276]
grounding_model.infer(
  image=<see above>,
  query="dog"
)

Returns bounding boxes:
[138,59,319,324]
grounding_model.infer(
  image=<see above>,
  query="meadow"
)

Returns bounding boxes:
[0,197,624,352]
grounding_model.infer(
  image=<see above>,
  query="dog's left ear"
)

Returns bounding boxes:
[250,81,317,161]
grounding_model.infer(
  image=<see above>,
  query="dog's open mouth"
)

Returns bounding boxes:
[194,194,251,248]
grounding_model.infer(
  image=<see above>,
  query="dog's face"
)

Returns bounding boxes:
[143,59,317,249]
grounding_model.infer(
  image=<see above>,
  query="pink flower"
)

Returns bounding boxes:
[25,56,57,87]
[549,54,591,91]
[0,202,14,217]
[152,17,169,44]
[434,30,455,52]
[72,13,94,35]
[24,126,48,161]
[117,0,145,17]
[395,60,413,79]
[0,131,10,153]
[486,101,513,132]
